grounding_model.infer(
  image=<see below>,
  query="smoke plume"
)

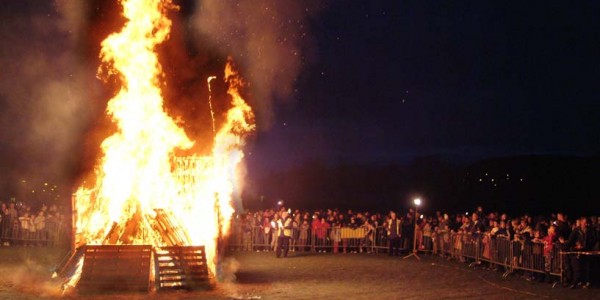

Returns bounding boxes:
[0,0,325,208]
[193,0,324,128]
[0,1,98,203]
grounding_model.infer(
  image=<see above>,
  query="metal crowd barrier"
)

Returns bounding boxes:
[433,233,563,280]
[229,223,373,253]
[0,217,65,246]
[559,250,600,287]
[228,222,598,285]
[433,230,452,257]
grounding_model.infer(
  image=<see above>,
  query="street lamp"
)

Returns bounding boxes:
[414,198,421,206]
[403,198,421,260]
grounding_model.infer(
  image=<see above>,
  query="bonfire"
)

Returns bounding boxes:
[65,0,254,290]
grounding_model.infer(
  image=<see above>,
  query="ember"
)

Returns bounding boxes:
[65,0,254,292]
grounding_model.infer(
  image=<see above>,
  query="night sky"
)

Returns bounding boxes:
[247,1,600,175]
[1,1,600,208]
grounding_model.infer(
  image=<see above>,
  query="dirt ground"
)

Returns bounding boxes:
[0,247,598,300]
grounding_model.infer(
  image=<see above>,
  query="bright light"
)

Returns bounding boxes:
[414,198,421,206]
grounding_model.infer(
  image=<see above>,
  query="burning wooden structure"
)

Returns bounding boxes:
[57,211,211,293]
[63,0,255,294]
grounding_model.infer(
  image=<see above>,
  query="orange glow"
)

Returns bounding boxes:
[71,0,254,286]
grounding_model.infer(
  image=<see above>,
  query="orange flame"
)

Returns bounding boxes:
[73,0,254,281]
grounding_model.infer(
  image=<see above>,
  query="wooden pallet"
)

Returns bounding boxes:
[78,245,152,293]
[55,246,85,279]
[154,246,210,290]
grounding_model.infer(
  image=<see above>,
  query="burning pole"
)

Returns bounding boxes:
[71,193,76,253]
[207,76,217,139]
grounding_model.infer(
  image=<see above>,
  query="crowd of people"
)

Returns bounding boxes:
[231,205,599,289]
[0,201,68,246]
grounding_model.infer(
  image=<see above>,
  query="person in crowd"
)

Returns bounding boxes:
[555,213,571,241]
[45,210,60,247]
[1,203,11,245]
[401,211,414,250]
[346,216,360,253]
[28,211,37,243]
[252,213,263,252]
[508,218,520,240]
[330,214,342,254]
[33,211,46,245]
[270,214,280,251]
[436,216,451,256]
[460,215,472,233]
[291,213,301,252]
[362,218,375,253]
[541,225,557,281]
[449,214,462,232]
[298,219,310,252]
[422,218,433,251]
[275,211,293,258]
[475,206,485,219]
[242,214,253,251]
[518,219,533,241]
[315,217,330,253]
[510,218,525,269]
[228,206,599,289]
[0,203,5,242]
[562,217,597,289]
[415,216,423,250]
[439,213,449,229]
[591,216,600,249]
[18,212,31,245]
[8,202,17,219]
[497,220,509,237]
[489,220,500,237]
[311,214,321,252]
[387,211,402,256]
[534,216,549,238]
[262,213,272,252]
[337,214,347,253]
[470,212,486,237]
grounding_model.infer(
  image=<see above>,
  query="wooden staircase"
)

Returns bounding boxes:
[154,246,210,290]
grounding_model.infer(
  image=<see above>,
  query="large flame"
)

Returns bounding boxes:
[73,0,254,279]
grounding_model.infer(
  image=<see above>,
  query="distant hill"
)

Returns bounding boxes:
[464,155,600,216]
[244,155,600,217]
